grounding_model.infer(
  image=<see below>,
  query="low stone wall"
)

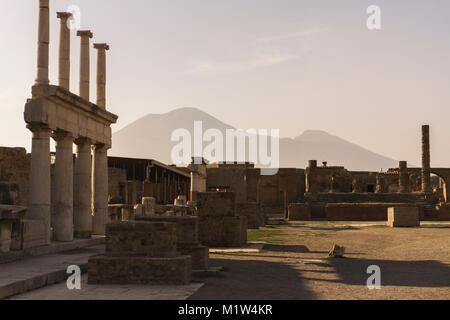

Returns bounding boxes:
[288,203,311,221]
[0,148,30,206]
[325,203,424,221]
[387,207,420,227]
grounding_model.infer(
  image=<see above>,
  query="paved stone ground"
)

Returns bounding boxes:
[9,275,204,300]
[189,221,450,300]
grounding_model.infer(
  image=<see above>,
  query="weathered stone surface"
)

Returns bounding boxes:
[21,219,47,249]
[105,221,178,258]
[198,216,247,248]
[88,255,192,285]
[142,197,156,216]
[197,192,236,217]
[328,244,345,258]
[136,216,210,270]
[325,203,424,221]
[136,216,199,246]
[288,203,312,221]
[387,207,420,227]
[236,202,264,229]
[179,245,209,270]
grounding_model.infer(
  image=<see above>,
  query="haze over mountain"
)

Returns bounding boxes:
[111,107,399,171]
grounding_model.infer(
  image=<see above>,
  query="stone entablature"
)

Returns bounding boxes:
[25,85,117,148]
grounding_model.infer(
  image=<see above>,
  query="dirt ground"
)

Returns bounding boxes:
[189,221,450,300]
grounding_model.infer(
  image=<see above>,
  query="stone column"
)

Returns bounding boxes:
[77,30,93,100]
[399,161,409,193]
[27,125,52,245]
[93,43,110,109]
[92,144,109,235]
[74,139,92,238]
[57,12,72,90]
[52,131,74,242]
[422,125,431,193]
[35,0,50,85]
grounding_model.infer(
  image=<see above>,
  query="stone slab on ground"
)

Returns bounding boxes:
[9,275,204,300]
[209,242,264,254]
[0,244,104,299]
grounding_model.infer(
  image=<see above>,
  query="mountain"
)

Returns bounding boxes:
[111,107,398,171]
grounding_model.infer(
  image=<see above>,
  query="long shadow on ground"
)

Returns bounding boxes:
[189,258,316,300]
[303,258,450,288]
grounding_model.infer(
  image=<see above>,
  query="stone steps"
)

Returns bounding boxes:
[0,244,105,299]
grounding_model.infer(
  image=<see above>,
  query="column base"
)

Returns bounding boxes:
[74,231,92,239]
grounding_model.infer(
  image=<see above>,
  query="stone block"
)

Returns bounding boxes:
[197,192,236,217]
[142,197,156,216]
[387,207,420,227]
[105,221,178,258]
[88,255,192,285]
[236,202,263,229]
[174,195,187,206]
[288,203,311,221]
[136,216,199,246]
[179,245,209,271]
[198,216,247,248]
[133,204,144,217]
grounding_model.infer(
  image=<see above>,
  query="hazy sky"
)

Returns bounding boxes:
[1,0,450,167]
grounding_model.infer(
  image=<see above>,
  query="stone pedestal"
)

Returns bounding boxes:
[197,192,247,248]
[387,207,420,228]
[236,202,265,229]
[136,216,209,270]
[88,221,192,285]
[142,197,156,216]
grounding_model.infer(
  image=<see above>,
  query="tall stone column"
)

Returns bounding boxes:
[77,30,93,100]
[36,0,50,85]
[398,161,409,193]
[57,12,72,90]
[74,139,92,238]
[27,125,52,245]
[92,144,109,235]
[52,132,74,242]
[94,43,110,109]
[422,125,431,193]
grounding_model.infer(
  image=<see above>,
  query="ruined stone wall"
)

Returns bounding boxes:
[325,203,425,221]
[0,148,31,206]
[206,168,247,203]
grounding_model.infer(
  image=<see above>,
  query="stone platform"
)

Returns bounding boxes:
[136,216,209,270]
[88,221,192,285]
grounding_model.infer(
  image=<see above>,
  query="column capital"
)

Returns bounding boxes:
[56,12,72,20]
[52,130,75,142]
[77,30,93,38]
[74,137,93,146]
[94,43,110,51]
[26,124,52,137]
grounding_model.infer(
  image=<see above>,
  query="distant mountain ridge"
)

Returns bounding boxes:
[111,107,398,171]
